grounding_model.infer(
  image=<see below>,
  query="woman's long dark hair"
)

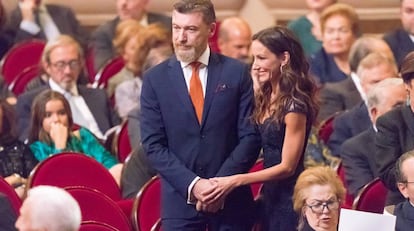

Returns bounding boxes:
[252,26,319,125]
[0,99,17,145]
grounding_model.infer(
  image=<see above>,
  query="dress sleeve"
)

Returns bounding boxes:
[285,99,308,115]
[29,141,60,162]
[79,127,118,169]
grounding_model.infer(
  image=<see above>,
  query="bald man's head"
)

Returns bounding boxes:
[218,17,252,63]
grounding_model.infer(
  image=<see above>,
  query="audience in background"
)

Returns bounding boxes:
[375,51,414,206]
[91,0,171,71]
[395,150,414,231]
[327,52,398,156]
[0,1,12,59]
[115,23,171,120]
[217,16,252,64]
[4,0,87,47]
[0,99,38,197]
[288,0,337,57]
[16,35,120,141]
[293,166,345,231]
[383,0,414,68]
[317,36,394,121]
[15,185,81,231]
[341,78,405,197]
[28,90,122,184]
[0,193,17,231]
[309,3,359,86]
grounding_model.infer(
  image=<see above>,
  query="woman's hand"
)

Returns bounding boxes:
[50,122,68,150]
[202,175,241,204]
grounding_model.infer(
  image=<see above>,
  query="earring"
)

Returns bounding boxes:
[280,65,284,73]
[406,90,411,107]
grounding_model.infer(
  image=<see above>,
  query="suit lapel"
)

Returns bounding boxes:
[402,105,414,137]
[202,53,222,126]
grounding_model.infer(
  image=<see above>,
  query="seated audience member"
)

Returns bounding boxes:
[327,52,398,156]
[91,0,172,71]
[217,17,252,64]
[395,150,414,231]
[383,0,414,68]
[106,19,142,97]
[293,166,345,231]
[28,90,122,184]
[15,185,81,231]
[121,146,157,199]
[0,193,17,231]
[16,35,120,142]
[375,51,414,206]
[341,78,406,197]
[318,36,394,121]
[309,3,359,86]
[115,24,172,119]
[0,99,38,197]
[4,0,87,46]
[0,1,12,59]
[288,0,336,56]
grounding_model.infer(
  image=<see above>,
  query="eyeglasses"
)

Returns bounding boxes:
[306,200,340,214]
[50,60,81,71]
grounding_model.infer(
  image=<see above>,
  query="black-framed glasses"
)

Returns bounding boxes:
[306,200,340,214]
[51,60,81,71]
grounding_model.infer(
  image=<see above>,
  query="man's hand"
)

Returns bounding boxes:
[192,178,217,203]
[195,197,225,213]
[19,0,38,22]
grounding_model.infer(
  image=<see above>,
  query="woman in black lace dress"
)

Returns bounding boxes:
[204,26,319,231]
[0,99,38,192]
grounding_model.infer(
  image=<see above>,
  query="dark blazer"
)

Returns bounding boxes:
[0,193,17,231]
[383,28,414,68]
[140,53,261,223]
[375,105,414,205]
[309,47,348,86]
[6,4,87,46]
[16,85,120,141]
[91,13,172,70]
[340,127,377,197]
[318,77,361,121]
[327,101,370,156]
[394,200,414,231]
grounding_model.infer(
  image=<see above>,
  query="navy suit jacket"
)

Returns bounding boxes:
[140,53,261,220]
[340,127,377,197]
[6,4,87,46]
[395,200,414,231]
[375,105,414,205]
[91,13,172,70]
[327,101,370,156]
[0,193,17,231]
[383,28,414,68]
[16,85,120,141]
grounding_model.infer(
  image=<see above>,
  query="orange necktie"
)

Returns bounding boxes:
[189,62,203,124]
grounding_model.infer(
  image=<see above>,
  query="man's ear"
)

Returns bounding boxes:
[42,61,51,76]
[208,22,217,39]
[397,182,410,199]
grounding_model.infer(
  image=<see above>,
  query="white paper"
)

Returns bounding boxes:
[338,208,396,231]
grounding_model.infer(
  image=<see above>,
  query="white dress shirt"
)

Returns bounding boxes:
[19,4,61,41]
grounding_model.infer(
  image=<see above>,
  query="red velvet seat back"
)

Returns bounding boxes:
[336,162,354,209]
[92,56,125,89]
[8,65,41,96]
[132,176,161,231]
[28,153,121,200]
[112,120,132,163]
[80,221,118,231]
[249,158,264,198]
[66,186,131,231]
[0,177,22,215]
[0,39,45,84]
[352,178,388,214]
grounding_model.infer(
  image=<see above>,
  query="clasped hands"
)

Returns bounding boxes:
[191,175,239,213]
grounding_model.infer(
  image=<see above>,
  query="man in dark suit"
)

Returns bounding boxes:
[91,0,172,71]
[140,1,261,230]
[383,0,414,68]
[395,150,414,231]
[5,0,87,46]
[327,52,398,155]
[341,78,406,197]
[0,193,17,231]
[16,35,120,142]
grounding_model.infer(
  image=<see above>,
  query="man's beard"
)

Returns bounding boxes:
[174,45,198,63]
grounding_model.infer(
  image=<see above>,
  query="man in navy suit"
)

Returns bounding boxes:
[140,1,261,230]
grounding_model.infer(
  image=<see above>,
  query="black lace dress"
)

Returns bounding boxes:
[0,140,38,179]
[259,102,311,231]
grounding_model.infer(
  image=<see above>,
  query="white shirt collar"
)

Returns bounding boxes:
[48,78,79,96]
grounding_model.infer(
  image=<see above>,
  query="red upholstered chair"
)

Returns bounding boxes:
[335,161,354,209]
[66,186,132,231]
[0,39,45,84]
[8,65,41,96]
[132,176,161,231]
[28,152,121,201]
[150,219,162,231]
[112,120,132,163]
[208,21,221,53]
[317,111,343,144]
[80,221,119,231]
[249,158,264,199]
[0,177,22,215]
[84,45,97,83]
[92,56,125,89]
[352,178,388,214]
